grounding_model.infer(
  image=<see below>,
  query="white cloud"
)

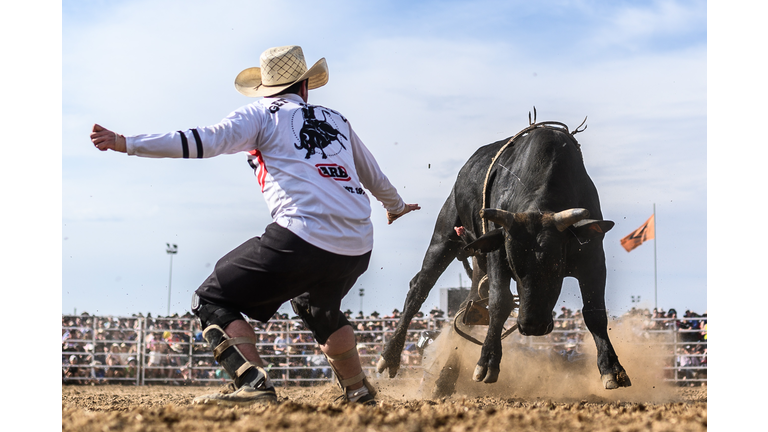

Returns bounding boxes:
[582,0,706,53]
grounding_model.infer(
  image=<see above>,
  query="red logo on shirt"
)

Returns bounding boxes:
[248,149,268,192]
[316,164,351,181]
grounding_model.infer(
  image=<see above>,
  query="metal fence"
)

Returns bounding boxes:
[61,314,706,387]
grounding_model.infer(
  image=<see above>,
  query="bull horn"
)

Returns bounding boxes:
[479,208,516,229]
[553,208,590,232]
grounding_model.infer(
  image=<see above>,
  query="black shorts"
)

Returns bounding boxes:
[194,223,370,344]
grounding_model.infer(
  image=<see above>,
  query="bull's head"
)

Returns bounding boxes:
[464,208,613,336]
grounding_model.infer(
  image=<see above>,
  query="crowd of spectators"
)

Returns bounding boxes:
[62,305,705,387]
[349,307,447,370]
[62,314,142,384]
[620,307,707,385]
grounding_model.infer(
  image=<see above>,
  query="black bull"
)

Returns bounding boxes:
[376,125,631,390]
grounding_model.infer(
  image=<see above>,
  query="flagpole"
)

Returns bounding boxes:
[653,203,658,311]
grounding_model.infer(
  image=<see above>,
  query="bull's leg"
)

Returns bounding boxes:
[377,238,461,377]
[473,255,489,298]
[578,264,631,389]
[472,253,514,383]
[377,194,464,378]
[424,255,486,397]
[432,350,461,398]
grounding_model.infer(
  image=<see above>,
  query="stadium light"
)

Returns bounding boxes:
[166,243,178,316]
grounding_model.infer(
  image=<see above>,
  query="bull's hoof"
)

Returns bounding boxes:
[472,365,486,382]
[483,367,500,383]
[376,356,388,374]
[601,369,632,389]
[376,356,399,378]
[472,365,500,383]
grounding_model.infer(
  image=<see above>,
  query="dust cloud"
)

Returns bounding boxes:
[383,315,682,404]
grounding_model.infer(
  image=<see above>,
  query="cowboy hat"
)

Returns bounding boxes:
[235,45,328,97]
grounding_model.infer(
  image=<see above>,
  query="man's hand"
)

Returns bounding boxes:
[387,203,421,225]
[90,124,127,153]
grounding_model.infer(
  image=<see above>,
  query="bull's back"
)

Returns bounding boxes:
[452,128,603,229]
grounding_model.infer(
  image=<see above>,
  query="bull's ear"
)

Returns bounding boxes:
[464,228,504,254]
[570,219,614,240]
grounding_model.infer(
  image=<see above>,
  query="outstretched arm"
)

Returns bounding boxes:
[89,104,263,159]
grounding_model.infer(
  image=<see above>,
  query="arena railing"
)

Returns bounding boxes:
[62,315,143,385]
[62,314,706,387]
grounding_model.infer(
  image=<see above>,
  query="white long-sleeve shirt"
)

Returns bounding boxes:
[126,93,406,255]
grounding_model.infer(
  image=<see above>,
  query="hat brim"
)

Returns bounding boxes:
[235,57,328,97]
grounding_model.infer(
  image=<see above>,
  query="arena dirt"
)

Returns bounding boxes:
[62,383,705,432]
[62,318,706,431]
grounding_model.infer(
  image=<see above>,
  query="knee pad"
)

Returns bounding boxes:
[201,324,272,390]
[191,293,243,329]
[290,298,351,345]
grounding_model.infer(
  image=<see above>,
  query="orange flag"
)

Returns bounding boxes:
[620,215,655,252]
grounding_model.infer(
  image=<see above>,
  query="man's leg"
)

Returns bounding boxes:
[224,319,265,367]
[189,225,325,404]
[320,325,364,391]
[321,325,376,404]
[192,295,277,406]
[291,296,377,404]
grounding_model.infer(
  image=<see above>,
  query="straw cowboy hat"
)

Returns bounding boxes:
[235,45,328,97]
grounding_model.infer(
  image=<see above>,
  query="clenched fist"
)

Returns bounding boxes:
[90,124,126,153]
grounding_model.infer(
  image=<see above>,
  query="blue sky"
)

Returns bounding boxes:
[56,0,709,319]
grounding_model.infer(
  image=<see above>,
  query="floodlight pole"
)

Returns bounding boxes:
[653,204,658,311]
[166,243,178,316]
[359,288,365,315]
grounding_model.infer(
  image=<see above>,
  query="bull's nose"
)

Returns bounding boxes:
[518,320,554,336]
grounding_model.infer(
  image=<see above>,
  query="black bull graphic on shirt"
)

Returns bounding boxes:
[295,105,347,159]
[376,124,631,393]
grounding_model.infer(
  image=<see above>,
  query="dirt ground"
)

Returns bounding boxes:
[62,382,706,432]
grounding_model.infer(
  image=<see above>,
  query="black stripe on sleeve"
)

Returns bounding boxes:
[178,131,190,158]
[191,128,204,158]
